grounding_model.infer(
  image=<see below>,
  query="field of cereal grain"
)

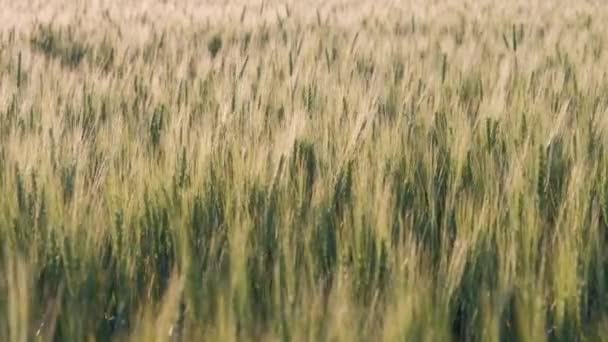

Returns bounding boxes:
[2,1,608,340]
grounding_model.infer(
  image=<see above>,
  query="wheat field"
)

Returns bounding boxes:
[1,0,608,340]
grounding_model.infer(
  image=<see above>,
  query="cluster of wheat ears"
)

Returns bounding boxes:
[1,0,608,340]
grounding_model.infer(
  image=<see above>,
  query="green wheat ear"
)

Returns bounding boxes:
[16,52,22,89]
[441,53,448,83]
[208,34,222,59]
[512,24,518,52]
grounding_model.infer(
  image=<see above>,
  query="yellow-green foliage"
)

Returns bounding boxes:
[1,0,608,341]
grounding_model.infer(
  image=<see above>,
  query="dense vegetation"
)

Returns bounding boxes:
[2,0,608,340]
